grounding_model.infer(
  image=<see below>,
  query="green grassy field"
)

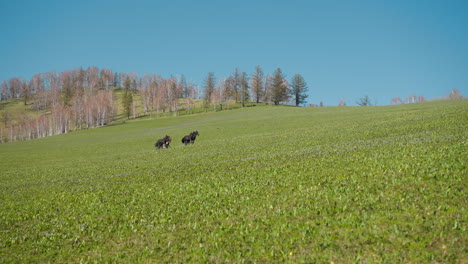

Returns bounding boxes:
[0,100,467,263]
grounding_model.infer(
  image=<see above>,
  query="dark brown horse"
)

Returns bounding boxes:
[181,131,199,145]
[155,135,172,149]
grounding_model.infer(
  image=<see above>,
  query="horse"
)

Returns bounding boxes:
[190,131,199,144]
[155,135,172,149]
[181,131,199,145]
[181,133,191,145]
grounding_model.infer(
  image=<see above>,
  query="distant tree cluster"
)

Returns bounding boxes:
[389,89,463,105]
[202,66,308,109]
[357,95,372,106]
[444,88,463,100]
[390,95,426,105]
[0,66,307,143]
[0,67,119,142]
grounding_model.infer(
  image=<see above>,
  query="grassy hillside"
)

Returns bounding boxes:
[0,100,467,263]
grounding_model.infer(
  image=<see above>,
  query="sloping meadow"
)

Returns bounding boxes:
[1,100,467,263]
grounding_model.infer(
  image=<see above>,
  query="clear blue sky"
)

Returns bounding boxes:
[1,0,467,106]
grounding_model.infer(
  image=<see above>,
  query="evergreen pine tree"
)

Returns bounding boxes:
[203,72,215,110]
[232,68,240,103]
[271,68,289,105]
[251,65,264,103]
[122,79,133,118]
[62,83,73,106]
[290,74,308,106]
[239,72,249,107]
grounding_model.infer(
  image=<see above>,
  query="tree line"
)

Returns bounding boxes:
[201,67,308,111]
[0,66,308,143]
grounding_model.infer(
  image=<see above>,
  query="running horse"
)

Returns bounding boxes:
[181,131,199,145]
[155,135,172,149]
